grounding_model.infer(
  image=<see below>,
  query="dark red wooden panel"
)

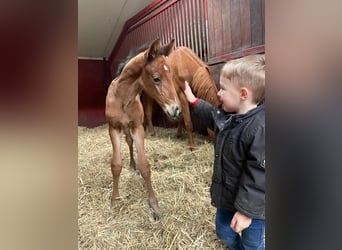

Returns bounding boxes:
[78,59,107,127]
[78,59,105,109]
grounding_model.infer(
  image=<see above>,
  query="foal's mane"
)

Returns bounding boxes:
[115,43,150,77]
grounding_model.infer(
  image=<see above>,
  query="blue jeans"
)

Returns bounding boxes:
[215,208,265,250]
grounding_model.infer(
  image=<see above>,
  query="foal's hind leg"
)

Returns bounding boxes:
[108,126,122,208]
[124,130,136,170]
[131,125,161,220]
[143,94,156,136]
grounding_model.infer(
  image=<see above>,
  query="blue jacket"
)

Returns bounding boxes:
[192,99,265,219]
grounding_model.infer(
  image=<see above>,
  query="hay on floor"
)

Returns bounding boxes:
[78,125,226,249]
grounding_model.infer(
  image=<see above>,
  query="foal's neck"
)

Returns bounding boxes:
[115,53,145,100]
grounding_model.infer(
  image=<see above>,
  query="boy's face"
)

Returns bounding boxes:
[217,76,241,113]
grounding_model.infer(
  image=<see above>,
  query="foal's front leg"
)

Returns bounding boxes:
[131,125,161,220]
[108,126,122,208]
[179,93,195,150]
[142,94,156,136]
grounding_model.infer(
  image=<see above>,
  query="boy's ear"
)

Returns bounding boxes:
[240,87,249,100]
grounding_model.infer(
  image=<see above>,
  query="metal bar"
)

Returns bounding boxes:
[190,0,195,51]
[158,13,163,42]
[170,5,176,45]
[203,0,209,62]
[166,7,171,42]
[170,6,176,43]
[162,8,167,42]
[184,0,190,47]
[175,2,182,46]
[192,0,199,56]
[197,0,204,60]
[179,1,185,46]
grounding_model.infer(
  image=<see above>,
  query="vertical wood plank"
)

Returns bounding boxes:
[212,0,223,57]
[230,0,242,51]
[222,0,232,53]
[203,0,209,61]
[261,0,265,44]
[240,0,251,49]
[207,0,215,58]
[197,0,204,59]
[250,0,263,46]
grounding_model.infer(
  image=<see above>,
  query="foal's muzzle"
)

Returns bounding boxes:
[165,104,181,121]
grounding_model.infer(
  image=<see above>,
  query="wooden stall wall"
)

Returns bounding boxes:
[207,0,264,64]
[78,59,107,127]
[109,0,264,74]
[108,0,209,79]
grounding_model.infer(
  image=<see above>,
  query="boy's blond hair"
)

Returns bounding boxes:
[221,54,265,104]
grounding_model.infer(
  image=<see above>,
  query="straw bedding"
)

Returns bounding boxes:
[78,124,226,249]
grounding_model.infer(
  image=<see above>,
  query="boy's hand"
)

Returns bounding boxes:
[230,211,252,233]
[184,81,197,103]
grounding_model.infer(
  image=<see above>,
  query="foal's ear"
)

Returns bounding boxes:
[146,38,162,61]
[159,39,175,56]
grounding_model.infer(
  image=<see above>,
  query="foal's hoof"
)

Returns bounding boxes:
[153,215,160,221]
[149,202,161,220]
[153,211,161,221]
[110,196,122,209]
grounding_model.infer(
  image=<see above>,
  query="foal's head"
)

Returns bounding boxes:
[138,39,181,121]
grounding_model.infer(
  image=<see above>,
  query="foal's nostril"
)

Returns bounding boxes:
[175,106,181,117]
[166,105,181,120]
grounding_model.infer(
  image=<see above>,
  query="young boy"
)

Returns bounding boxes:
[183,54,265,250]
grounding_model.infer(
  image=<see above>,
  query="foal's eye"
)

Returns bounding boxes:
[152,77,161,84]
